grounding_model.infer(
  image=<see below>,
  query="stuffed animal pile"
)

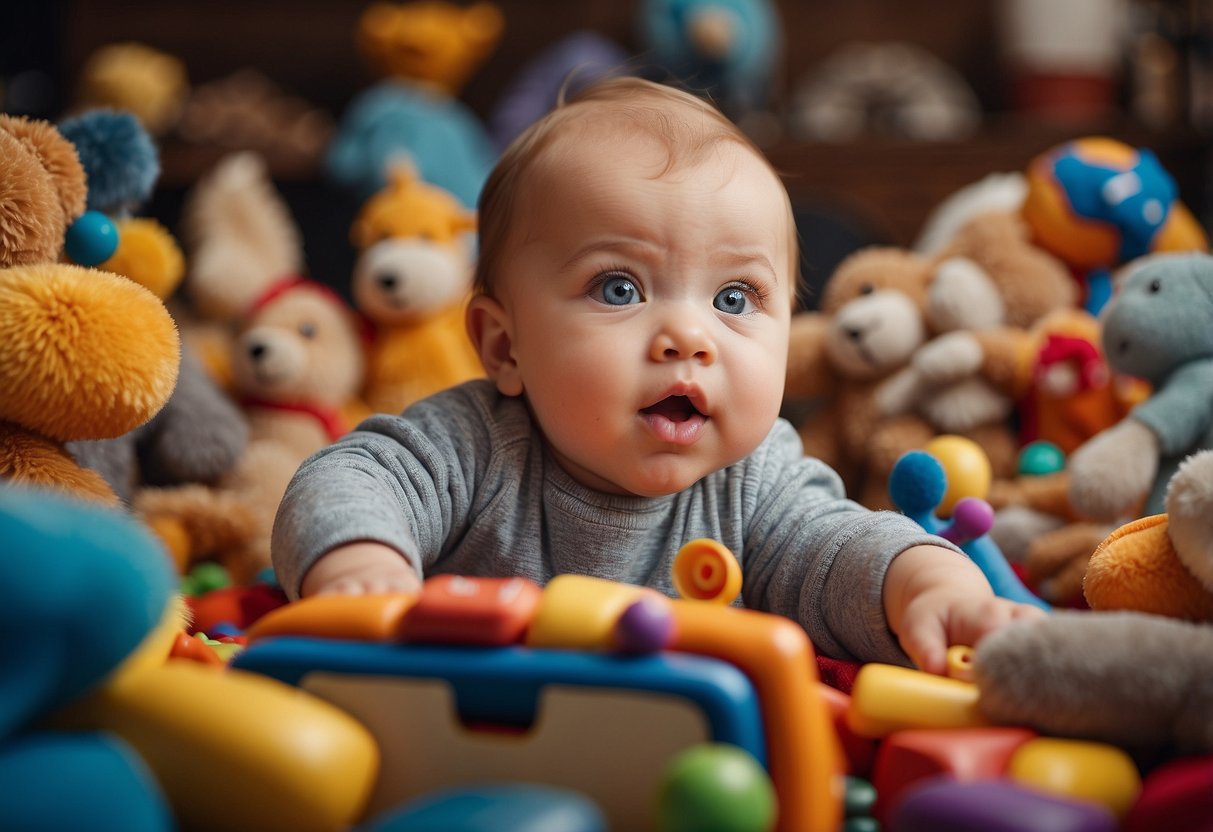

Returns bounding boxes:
[0,114,180,505]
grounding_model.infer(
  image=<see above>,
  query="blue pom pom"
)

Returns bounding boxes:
[58,109,160,214]
[64,210,119,265]
[888,450,947,516]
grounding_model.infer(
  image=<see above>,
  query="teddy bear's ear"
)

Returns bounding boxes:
[0,115,87,224]
[450,210,477,235]
[385,158,421,192]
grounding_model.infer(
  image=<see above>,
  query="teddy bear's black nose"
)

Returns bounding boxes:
[377,272,400,290]
[845,326,864,342]
[249,342,268,361]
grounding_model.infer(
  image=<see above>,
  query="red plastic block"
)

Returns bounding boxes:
[1125,754,1213,832]
[873,726,1037,822]
[818,683,878,776]
[400,575,543,646]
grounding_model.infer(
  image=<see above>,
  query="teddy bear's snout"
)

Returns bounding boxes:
[376,271,406,292]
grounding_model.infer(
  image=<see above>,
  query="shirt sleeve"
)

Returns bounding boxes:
[739,420,964,665]
[271,383,496,599]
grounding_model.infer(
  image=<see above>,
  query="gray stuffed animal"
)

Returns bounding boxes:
[1067,253,1213,520]
[974,449,1213,752]
[68,348,248,503]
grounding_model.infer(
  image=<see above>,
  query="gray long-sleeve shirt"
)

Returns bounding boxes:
[272,380,960,664]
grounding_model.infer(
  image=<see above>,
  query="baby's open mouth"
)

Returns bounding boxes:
[641,395,704,422]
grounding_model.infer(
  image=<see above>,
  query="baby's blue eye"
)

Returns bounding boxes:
[714,286,752,315]
[598,274,641,305]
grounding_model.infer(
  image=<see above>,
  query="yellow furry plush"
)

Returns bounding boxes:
[352,162,483,415]
[76,42,190,136]
[0,115,180,506]
[357,0,504,94]
[99,216,186,300]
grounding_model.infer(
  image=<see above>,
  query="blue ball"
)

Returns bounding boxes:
[64,210,119,266]
[888,450,947,516]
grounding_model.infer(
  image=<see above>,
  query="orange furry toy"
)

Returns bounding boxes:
[357,0,504,95]
[351,162,484,415]
[0,115,179,505]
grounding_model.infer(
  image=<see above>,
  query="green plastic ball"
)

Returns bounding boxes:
[844,775,877,818]
[1018,441,1066,476]
[655,744,777,832]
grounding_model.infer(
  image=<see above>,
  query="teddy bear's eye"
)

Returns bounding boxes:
[1148,278,1161,293]
[298,322,317,338]
[858,283,874,295]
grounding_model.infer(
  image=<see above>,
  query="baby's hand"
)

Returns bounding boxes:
[885,545,1046,675]
[301,541,423,597]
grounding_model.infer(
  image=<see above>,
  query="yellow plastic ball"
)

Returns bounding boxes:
[924,435,991,516]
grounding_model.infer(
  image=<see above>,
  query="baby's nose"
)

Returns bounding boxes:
[650,323,716,364]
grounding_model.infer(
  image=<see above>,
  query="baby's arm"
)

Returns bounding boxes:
[301,541,422,597]
[883,544,1046,674]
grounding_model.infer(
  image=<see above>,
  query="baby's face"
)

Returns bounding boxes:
[491,136,794,496]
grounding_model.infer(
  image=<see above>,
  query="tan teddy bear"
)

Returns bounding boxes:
[156,279,369,581]
[351,161,484,415]
[175,151,306,389]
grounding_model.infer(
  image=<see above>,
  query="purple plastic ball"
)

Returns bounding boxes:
[613,596,675,654]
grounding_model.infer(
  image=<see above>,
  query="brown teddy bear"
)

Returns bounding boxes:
[875,211,1078,468]
[785,247,936,508]
[0,115,180,505]
[351,161,484,415]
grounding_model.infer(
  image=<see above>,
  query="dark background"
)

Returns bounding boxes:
[4,0,1210,306]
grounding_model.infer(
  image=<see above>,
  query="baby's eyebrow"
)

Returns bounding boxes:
[710,248,778,278]
[561,236,661,270]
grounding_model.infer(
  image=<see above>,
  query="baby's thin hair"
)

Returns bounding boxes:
[474,76,799,297]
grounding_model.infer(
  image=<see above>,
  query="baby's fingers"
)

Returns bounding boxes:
[897,612,949,676]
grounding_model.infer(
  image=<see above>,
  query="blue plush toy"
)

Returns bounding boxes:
[326,82,498,206]
[59,110,159,215]
[0,486,177,830]
[636,0,781,123]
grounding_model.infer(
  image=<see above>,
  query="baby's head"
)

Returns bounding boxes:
[467,77,799,497]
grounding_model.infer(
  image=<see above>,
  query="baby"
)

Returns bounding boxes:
[272,77,1043,674]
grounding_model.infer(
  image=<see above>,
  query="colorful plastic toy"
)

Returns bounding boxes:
[656,743,777,832]
[236,570,845,832]
[889,777,1119,832]
[1022,137,1209,313]
[888,448,1050,610]
[361,783,608,832]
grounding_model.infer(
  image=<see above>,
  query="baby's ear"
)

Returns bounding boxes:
[466,294,522,396]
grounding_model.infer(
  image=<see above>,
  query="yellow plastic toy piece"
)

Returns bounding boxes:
[245,593,419,644]
[669,601,844,832]
[672,538,742,604]
[846,663,988,738]
[525,574,652,649]
[55,661,379,832]
[924,435,992,516]
[945,645,975,683]
[1007,737,1142,819]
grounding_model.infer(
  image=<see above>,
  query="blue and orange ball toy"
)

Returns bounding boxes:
[1022,137,1208,313]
